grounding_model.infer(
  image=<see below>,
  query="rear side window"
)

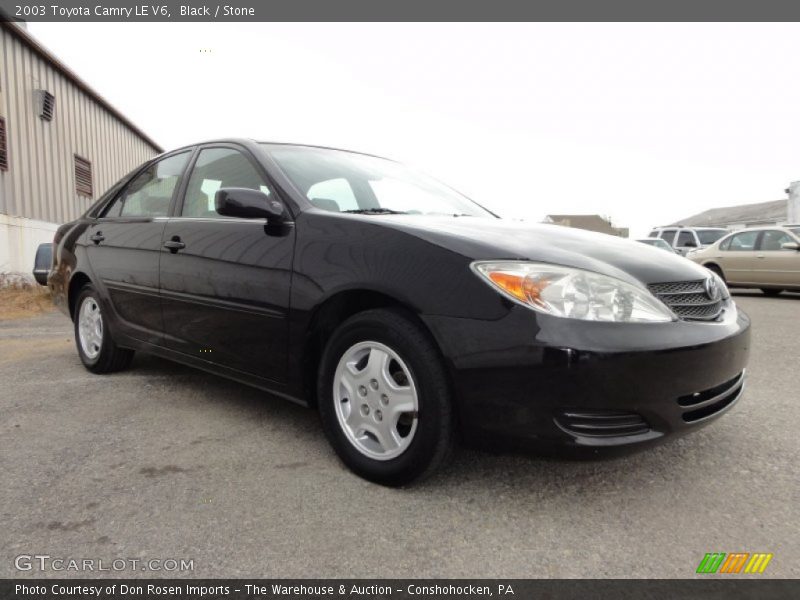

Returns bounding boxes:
[728,231,759,251]
[105,152,190,217]
[648,230,658,238]
[181,147,271,218]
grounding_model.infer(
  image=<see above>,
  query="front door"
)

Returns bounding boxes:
[84,151,192,344]
[754,229,800,286]
[718,230,761,286]
[159,145,294,383]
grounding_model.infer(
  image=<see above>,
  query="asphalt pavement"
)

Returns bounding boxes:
[1,291,798,578]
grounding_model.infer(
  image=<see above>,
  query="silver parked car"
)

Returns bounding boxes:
[688,226,800,296]
[648,226,728,256]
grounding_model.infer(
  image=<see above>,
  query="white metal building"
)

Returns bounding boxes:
[0,21,162,276]
[671,198,793,230]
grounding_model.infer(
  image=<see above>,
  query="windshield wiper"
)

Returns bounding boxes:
[426,212,473,217]
[342,208,408,215]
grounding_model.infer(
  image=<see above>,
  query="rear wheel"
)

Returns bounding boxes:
[317,309,454,486]
[761,288,784,297]
[74,284,134,373]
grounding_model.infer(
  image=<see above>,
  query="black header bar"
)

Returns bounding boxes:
[3,0,800,22]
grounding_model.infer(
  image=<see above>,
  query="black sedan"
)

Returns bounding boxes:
[44,140,750,485]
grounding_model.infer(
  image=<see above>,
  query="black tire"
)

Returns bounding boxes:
[73,284,134,374]
[317,308,454,486]
[761,288,784,297]
[705,264,726,283]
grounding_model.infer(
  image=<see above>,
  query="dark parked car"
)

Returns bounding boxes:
[32,242,52,285]
[44,140,751,485]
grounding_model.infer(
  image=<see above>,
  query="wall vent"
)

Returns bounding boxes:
[74,155,93,197]
[0,118,8,171]
[37,90,56,121]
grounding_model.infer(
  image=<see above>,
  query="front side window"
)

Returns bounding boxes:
[659,229,677,245]
[181,147,271,218]
[307,178,358,212]
[760,230,793,251]
[728,231,759,251]
[263,144,494,218]
[105,152,190,217]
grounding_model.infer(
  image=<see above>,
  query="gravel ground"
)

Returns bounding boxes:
[1,291,797,578]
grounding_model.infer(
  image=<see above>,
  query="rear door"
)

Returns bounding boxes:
[85,150,192,344]
[754,229,800,286]
[718,230,761,285]
[159,144,295,383]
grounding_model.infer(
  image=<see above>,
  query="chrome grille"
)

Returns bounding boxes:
[648,279,724,321]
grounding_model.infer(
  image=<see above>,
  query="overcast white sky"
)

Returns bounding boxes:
[29,23,800,236]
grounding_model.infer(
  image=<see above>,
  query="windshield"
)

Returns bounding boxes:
[697,229,727,245]
[262,145,494,218]
[639,239,670,250]
[789,227,800,237]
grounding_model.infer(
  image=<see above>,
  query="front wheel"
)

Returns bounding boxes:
[705,264,726,283]
[74,284,134,373]
[317,309,454,486]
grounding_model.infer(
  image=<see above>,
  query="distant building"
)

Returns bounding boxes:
[0,21,162,277]
[544,214,629,238]
[671,199,787,230]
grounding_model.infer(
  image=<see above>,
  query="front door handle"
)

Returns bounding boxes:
[89,232,105,244]
[756,254,765,259]
[164,237,186,253]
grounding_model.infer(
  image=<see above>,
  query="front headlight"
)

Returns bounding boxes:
[472,261,675,323]
[708,269,730,300]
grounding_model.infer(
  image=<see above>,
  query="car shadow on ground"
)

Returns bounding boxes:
[731,289,800,300]
[124,352,734,497]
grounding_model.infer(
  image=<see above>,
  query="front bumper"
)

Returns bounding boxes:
[422,299,751,455]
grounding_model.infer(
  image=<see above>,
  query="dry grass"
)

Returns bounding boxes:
[0,273,55,320]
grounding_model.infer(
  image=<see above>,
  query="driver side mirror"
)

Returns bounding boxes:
[781,241,800,251]
[215,188,286,224]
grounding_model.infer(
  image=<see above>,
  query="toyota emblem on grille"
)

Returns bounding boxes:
[705,277,720,301]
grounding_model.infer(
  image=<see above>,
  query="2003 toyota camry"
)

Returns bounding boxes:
[43,140,750,485]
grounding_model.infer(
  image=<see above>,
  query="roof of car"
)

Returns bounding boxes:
[651,225,727,231]
[723,225,798,233]
[152,139,394,162]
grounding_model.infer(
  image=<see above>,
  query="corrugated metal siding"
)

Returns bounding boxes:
[0,26,159,225]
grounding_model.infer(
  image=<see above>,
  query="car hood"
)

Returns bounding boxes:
[375,216,713,288]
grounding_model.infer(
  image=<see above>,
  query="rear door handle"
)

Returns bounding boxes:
[756,254,765,259]
[163,237,186,253]
[89,232,105,244]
